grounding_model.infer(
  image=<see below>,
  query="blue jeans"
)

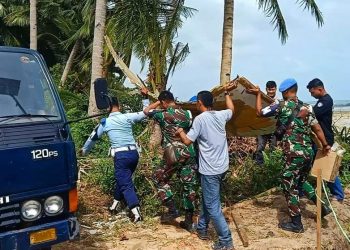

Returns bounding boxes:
[327,176,345,201]
[114,150,139,209]
[197,173,233,247]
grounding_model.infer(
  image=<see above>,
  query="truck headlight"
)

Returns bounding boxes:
[44,196,63,215]
[21,200,42,221]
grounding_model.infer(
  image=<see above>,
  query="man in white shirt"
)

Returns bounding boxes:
[177,82,237,250]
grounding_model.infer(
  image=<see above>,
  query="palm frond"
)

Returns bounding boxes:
[257,0,288,44]
[296,0,324,27]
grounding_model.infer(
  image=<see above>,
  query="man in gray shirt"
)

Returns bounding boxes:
[177,82,237,250]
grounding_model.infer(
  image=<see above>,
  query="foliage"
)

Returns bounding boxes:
[257,0,324,44]
[223,150,284,202]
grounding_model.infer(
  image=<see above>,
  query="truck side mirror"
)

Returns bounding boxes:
[94,78,109,110]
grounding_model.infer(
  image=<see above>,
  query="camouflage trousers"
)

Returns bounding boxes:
[153,161,198,211]
[281,153,316,216]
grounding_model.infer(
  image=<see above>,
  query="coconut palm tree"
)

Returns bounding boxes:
[110,0,195,92]
[29,0,37,50]
[220,0,324,85]
[88,0,107,116]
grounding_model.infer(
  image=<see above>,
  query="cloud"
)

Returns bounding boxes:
[129,0,350,102]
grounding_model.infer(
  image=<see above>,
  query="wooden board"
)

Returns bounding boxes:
[311,150,342,182]
[178,77,276,137]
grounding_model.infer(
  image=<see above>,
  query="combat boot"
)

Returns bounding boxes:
[279,214,304,233]
[131,206,142,223]
[179,210,195,232]
[310,196,332,218]
[160,199,180,223]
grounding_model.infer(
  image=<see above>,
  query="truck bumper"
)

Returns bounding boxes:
[0,217,79,250]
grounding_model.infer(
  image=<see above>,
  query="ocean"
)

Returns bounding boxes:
[308,100,350,111]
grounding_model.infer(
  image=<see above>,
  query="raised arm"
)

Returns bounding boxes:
[246,86,262,116]
[224,81,238,113]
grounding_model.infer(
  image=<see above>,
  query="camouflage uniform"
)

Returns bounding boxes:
[153,107,198,211]
[275,99,318,216]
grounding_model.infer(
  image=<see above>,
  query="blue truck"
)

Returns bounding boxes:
[0,47,80,249]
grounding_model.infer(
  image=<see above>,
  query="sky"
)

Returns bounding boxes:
[129,0,350,102]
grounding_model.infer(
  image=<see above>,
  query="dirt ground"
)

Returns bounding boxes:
[54,183,350,250]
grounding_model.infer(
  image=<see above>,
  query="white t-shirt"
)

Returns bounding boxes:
[186,109,233,175]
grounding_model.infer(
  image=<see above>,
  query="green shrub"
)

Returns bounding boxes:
[222,150,284,202]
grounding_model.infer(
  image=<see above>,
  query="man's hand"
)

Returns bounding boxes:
[78,148,84,157]
[175,128,184,136]
[246,86,260,95]
[322,145,331,155]
[140,87,149,96]
[224,81,238,92]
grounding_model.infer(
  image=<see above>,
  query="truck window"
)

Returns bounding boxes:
[0,52,61,124]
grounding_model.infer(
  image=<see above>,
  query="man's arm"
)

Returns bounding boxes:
[143,100,161,116]
[246,86,262,116]
[81,122,104,155]
[311,123,331,154]
[176,128,193,146]
[224,81,237,113]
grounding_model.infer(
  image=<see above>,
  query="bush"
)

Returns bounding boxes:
[222,149,284,202]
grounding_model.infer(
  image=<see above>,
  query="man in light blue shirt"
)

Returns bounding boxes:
[177,82,237,250]
[82,96,148,223]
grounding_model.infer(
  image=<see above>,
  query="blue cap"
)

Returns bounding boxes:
[279,78,297,92]
[189,95,197,102]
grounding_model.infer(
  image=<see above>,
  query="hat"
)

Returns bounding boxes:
[279,78,297,92]
[307,78,324,89]
[189,95,197,102]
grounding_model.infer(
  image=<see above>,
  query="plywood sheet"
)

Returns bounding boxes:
[178,77,276,137]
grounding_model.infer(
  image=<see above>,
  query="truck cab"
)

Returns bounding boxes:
[0,47,79,249]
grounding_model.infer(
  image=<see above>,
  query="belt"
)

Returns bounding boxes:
[112,145,137,152]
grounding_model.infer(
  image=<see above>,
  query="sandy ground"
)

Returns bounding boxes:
[333,111,350,128]
[54,184,350,250]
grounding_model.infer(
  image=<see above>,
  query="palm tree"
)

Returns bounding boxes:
[220,0,324,85]
[110,0,195,92]
[88,0,107,116]
[29,0,37,50]
[220,0,234,85]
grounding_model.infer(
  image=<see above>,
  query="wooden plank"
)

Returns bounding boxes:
[230,208,249,247]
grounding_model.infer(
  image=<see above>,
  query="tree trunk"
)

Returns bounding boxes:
[60,40,81,87]
[88,0,107,116]
[149,122,162,149]
[220,0,234,85]
[29,0,37,50]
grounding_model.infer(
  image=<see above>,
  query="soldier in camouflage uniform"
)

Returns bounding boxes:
[248,78,331,233]
[143,90,198,232]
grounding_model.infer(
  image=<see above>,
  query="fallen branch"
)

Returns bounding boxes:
[104,35,158,99]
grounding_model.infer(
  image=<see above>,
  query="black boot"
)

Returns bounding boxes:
[310,196,332,218]
[160,199,180,223]
[179,210,195,232]
[279,214,304,233]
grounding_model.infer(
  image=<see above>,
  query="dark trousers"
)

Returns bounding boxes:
[255,134,277,164]
[113,150,139,209]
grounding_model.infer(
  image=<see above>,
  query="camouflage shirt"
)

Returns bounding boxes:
[153,107,196,162]
[276,99,318,156]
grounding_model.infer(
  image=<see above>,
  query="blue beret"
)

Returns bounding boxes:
[189,96,197,102]
[279,78,297,92]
